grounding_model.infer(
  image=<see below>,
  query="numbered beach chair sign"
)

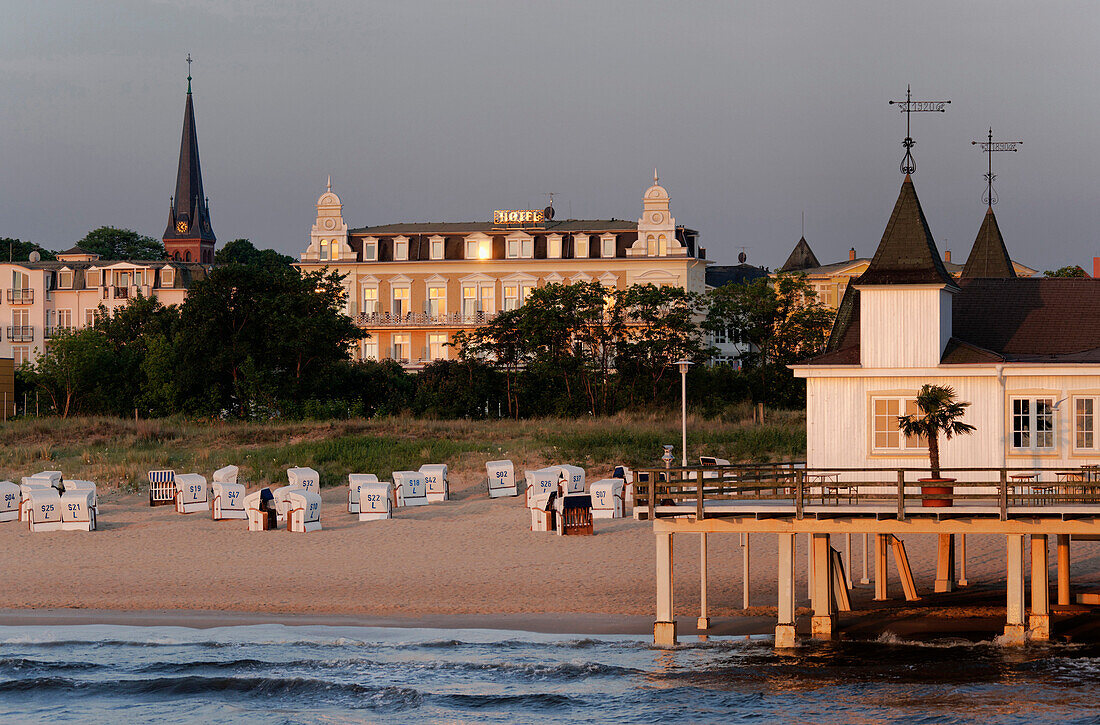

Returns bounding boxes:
[20,482,56,522]
[525,469,558,508]
[393,471,428,507]
[28,489,64,532]
[558,465,586,495]
[347,473,379,514]
[148,470,176,507]
[174,473,210,514]
[286,467,319,494]
[486,460,517,498]
[61,488,97,531]
[286,490,322,533]
[419,464,448,502]
[589,478,625,519]
[0,481,20,523]
[351,477,393,521]
[212,481,247,520]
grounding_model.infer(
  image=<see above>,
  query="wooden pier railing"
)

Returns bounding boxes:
[634,464,1100,522]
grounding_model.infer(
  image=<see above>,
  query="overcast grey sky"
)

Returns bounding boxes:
[2,1,1098,270]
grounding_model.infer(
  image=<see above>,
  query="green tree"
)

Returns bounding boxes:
[1044,265,1089,278]
[0,238,56,261]
[23,328,115,417]
[214,238,295,271]
[78,226,164,260]
[897,384,976,478]
[92,296,180,415]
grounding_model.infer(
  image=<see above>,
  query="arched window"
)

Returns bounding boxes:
[658,235,668,256]
[185,251,191,262]
[646,235,657,256]
[320,240,330,261]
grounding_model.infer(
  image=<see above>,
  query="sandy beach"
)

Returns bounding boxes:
[5,469,1100,638]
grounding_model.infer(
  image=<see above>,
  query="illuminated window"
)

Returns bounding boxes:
[658,234,668,256]
[503,285,519,311]
[465,238,492,260]
[161,268,174,287]
[1012,398,1054,450]
[574,235,589,258]
[428,333,447,360]
[871,397,926,451]
[58,271,73,289]
[330,242,339,261]
[362,287,378,314]
[427,286,446,317]
[521,238,533,258]
[430,237,444,260]
[647,235,657,256]
[391,286,409,316]
[394,238,408,261]
[391,333,411,362]
[361,339,378,360]
[1076,398,1097,450]
[363,238,378,261]
[601,236,615,258]
[507,240,519,258]
[521,283,535,303]
[319,240,329,261]
[547,235,562,259]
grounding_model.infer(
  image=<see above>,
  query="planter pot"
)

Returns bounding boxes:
[919,478,955,508]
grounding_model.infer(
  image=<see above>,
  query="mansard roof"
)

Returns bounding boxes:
[780,237,821,272]
[960,207,1016,279]
[855,175,955,287]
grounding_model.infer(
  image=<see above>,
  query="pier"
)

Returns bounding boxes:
[639,463,1100,647]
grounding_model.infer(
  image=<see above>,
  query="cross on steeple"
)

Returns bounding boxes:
[888,85,951,175]
[971,128,1022,207]
[186,53,193,93]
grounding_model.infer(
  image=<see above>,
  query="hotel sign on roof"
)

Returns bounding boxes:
[493,209,545,226]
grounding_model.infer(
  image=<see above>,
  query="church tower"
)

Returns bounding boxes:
[163,61,216,263]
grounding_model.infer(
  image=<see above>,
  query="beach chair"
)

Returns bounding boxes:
[557,465,586,495]
[286,490,322,532]
[63,479,98,510]
[212,465,239,485]
[393,471,428,507]
[20,481,56,522]
[613,465,635,508]
[148,469,176,506]
[590,478,625,519]
[419,464,449,502]
[0,481,20,522]
[555,493,594,536]
[25,471,63,490]
[174,473,210,514]
[354,479,394,521]
[286,467,320,494]
[212,481,247,520]
[27,488,64,532]
[530,490,556,532]
[60,488,97,531]
[486,460,517,498]
[271,485,303,525]
[347,473,379,513]
[245,488,278,531]
[525,468,559,508]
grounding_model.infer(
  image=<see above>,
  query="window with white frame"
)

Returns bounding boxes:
[430,237,444,260]
[547,235,562,259]
[574,234,589,258]
[521,237,533,258]
[507,239,520,259]
[58,309,72,330]
[391,286,409,316]
[1011,397,1055,450]
[58,270,73,289]
[1074,396,1099,451]
[503,285,519,311]
[428,333,447,360]
[319,240,330,261]
[601,235,615,258]
[427,286,446,317]
[13,347,29,366]
[361,338,378,360]
[84,309,95,327]
[12,270,28,290]
[391,333,411,362]
[87,269,101,287]
[658,234,669,256]
[871,397,927,451]
[394,238,408,261]
[521,283,535,304]
[362,287,378,315]
[160,268,174,287]
[12,309,29,328]
[646,235,657,256]
[466,237,492,260]
[479,284,495,314]
[363,238,378,261]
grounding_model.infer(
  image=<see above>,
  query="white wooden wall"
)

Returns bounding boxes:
[859,287,952,368]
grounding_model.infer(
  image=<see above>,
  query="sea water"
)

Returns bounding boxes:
[1,624,1099,724]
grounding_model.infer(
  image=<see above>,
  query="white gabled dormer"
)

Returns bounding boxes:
[855,175,958,369]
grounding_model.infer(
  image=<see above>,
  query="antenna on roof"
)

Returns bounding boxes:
[971,127,1022,207]
[888,84,951,175]
[543,192,556,221]
[801,211,804,238]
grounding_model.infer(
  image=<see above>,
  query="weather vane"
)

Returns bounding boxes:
[971,128,1021,207]
[888,85,951,175]
[186,53,193,92]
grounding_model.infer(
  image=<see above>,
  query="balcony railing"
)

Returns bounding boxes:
[6,289,33,304]
[7,326,34,342]
[354,311,495,327]
[44,326,74,339]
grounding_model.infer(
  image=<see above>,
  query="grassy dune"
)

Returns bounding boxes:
[0,409,805,492]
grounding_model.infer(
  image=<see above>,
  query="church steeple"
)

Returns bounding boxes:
[961,206,1016,279]
[163,58,216,263]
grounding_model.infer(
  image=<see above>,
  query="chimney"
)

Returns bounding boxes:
[944,249,952,263]
[848,247,856,261]
[1094,257,1100,278]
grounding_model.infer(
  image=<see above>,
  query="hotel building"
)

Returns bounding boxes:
[297,174,710,367]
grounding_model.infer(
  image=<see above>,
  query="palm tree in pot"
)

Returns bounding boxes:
[898,384,976,508]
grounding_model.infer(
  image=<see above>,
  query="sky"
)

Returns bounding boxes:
[2,1,1098,271]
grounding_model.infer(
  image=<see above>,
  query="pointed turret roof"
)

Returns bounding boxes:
[780,236,821,272]
[856,175,954,286]
[961,207,1016,279]
[163,76,215,244]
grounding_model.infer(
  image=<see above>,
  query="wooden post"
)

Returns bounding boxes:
[742,533,751,610]
[807,533,813,601]
[775,533,798,647]
[861,533,870,585]
[1030,534,1050,640]
[845,533,853,588]
[874,533,889,600]
[934,534,955,593]
[697,533,710,630]
[795,470,804,520]
[1004,534,1027,645]
[811,533,835,638]
[1057,534,1071,606]
[1000,468,1008,521]
[654,532,677,646]
[896,469,906,520]
[958,534,968,587]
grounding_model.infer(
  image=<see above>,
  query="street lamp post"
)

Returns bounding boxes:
[675,359,693,466]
